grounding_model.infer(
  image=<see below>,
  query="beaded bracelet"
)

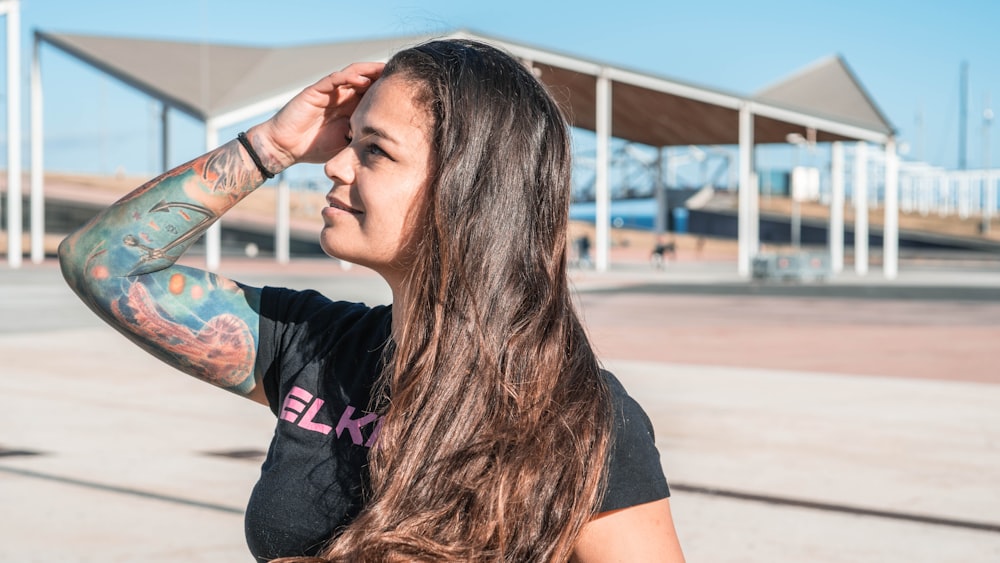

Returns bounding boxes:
[237,131,275,180]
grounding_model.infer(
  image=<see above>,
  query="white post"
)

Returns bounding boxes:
[737,103,754,277]
[883,139,899,279]
[204,123,221,271]
[900,176,912,213]
[972,173,983,216]
[917,176,930,216]
[854,141,869,275]
[594,71,611,272]
[790,167,802,248]
[829,141,845,273]
[939,176,950,217]
[4,1,21,267]
[749,171,759,255]
[958,174,971,219]
[276,175,290,264]
[30,28,44,264]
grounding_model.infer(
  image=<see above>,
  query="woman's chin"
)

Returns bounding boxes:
[321,241,367,269]
[319,238,347,261]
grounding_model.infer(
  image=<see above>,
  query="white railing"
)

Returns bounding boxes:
[828,146,999,225]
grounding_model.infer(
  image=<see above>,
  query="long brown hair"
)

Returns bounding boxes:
[293,39,612,562]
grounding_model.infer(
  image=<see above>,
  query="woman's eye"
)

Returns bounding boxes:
[345,133,393,163]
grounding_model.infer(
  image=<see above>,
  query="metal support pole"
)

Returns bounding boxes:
[737,103,754,277]
[30,28,44,264]
[883,139,899,279]
[959,61,968,170]
[853,142,869,275]
[594,71,611,272]
[5,1,21,267]
[829,142,845,273]
[983,95,993,234]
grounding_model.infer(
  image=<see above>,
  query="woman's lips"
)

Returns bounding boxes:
[326,199,362,214]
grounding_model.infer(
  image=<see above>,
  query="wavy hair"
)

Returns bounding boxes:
[282,39,612,562]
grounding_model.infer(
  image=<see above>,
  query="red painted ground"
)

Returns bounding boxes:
[576,292,1000,384]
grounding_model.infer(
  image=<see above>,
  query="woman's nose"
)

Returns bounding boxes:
[324,147,356,186]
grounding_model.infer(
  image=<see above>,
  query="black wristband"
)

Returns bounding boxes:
[237,131,275,180]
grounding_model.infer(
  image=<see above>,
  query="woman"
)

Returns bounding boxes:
[59,39,684,562]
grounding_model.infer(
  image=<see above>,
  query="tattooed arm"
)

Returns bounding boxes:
[59,139,273,402]
[58,63,383,405]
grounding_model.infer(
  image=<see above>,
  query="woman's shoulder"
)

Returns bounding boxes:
[256,285,392,367]
[260,285,390,327]
[598,369,658,442]
[597,369,671,512]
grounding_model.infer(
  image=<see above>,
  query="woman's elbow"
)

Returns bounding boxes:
[58,232,85,288]
[58,230,104,303]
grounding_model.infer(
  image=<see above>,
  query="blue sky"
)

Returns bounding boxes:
[11,0,1000,179]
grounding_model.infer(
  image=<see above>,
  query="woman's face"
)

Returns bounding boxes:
[321,75,433,285]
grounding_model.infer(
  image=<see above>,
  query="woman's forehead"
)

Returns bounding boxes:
[352,75,431,140]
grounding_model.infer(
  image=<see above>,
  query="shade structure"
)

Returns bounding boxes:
[28,29,897,275]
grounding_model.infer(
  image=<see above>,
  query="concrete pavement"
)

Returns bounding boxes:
[1,257,999,562]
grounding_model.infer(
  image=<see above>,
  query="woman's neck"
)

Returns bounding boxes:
[389,281,408,343]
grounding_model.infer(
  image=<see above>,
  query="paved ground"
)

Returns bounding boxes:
[1,256,999,562]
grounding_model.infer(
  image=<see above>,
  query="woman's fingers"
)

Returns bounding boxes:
[316,62,385,94]
[335,61,385,85]
[250,62,385,170]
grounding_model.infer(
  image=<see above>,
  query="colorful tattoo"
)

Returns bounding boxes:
[108,267,258,393]
[122,200,215,275]
[60,140,263,395]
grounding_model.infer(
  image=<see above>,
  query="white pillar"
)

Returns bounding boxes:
[275,175,290,264]
[854,141,869,275]
[829,141,845,273]
[30,29,44,264]
[204,123,221,271]
[594,71,611,272]
[4,1,21,268]
[883,139,899,279]
[737,103,754,277]
[749,172,759,255]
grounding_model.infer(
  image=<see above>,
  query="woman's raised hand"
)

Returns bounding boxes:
[247,62,385,174]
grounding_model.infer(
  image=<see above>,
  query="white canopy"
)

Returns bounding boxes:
[24,29,897,275]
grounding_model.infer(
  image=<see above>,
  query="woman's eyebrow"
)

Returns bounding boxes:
[356,124,397,145]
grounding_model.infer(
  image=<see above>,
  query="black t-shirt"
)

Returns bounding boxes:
[245,287,669,561]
